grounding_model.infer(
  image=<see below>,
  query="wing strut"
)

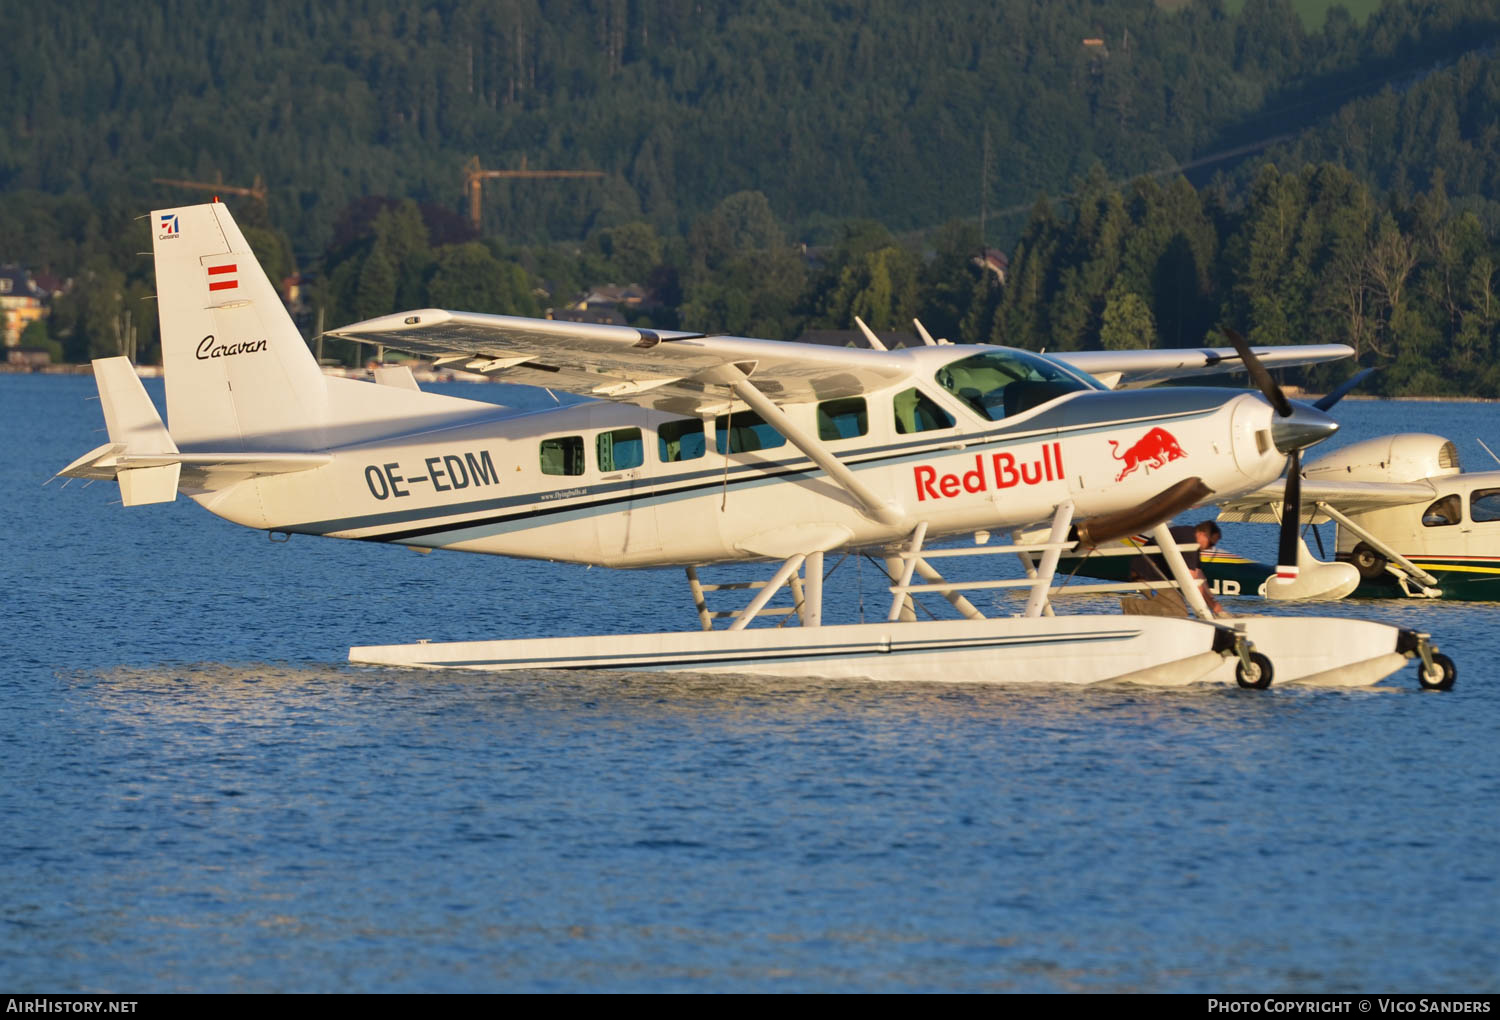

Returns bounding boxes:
[698,364,904,526]
[1313,500,1439,591]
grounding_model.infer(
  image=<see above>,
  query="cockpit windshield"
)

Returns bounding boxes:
[934,350,1104,422]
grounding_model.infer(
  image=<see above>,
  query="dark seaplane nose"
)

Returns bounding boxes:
[1270,402,1339,454]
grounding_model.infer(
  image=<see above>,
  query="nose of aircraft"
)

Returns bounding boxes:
[1270,402,1339,453]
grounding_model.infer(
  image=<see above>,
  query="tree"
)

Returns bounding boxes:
[688,191,785,275]
[49,258,127,361]
[819,245,921,330]
[19,318,63,360]
[351,246,398,322]
[1365,213,1418,358]
[427,244,537,316]
[1099,284,1157,350]
[593,221,663,283]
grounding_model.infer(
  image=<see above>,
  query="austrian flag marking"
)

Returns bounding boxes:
[206,263,239,292]
[914,443,1065,501]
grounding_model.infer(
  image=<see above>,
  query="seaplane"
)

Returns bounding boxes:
[56,201,1458,689]
[1203,429,1500,602]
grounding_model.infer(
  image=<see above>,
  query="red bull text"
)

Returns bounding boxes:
[914,444,1064,501]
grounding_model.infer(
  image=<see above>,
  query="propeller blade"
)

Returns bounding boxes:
[1222,326,1293,418]
[1313,367,1377,411]
[1276,450,1303,581]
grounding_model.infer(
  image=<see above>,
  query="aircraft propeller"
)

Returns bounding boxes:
[1313,366,1377,412]
[1220,328,1345,593]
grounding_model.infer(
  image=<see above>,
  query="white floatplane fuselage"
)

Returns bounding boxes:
[215,370,1287,571]
[57,200,1456,689]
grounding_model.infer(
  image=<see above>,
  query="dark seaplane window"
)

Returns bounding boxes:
[714,410,787,454]
[817,397,868,440]
[596,428,644,472]
[934,349,1099,422]
[1422,494,1461,527]
[658,419,706,462]
[1470,488,1500,523]
[893,388,954,435]
[540,435,585,476]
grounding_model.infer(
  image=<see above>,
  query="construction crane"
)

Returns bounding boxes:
[154,172,269,204]
[464,156,605,232]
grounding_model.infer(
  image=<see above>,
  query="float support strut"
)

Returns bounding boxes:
[887,522,928,621]
[1023,501,1075,618]
[1149,522,1216,620]
[730,554,806,631]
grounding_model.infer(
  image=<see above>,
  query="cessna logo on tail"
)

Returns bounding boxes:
[1110,427,1186,482]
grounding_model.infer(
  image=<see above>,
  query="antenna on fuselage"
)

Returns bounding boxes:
[912,319,950,346]
[852,316,889,352]
[1479,438,1500,468]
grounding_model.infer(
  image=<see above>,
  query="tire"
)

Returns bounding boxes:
[1350,542,1387,581]
[1236,651,1273,690]
[1418,652,1456,691]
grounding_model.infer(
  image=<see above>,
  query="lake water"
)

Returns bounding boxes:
[3,374,1498,992]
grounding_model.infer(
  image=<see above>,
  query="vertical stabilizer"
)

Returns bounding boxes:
[95,356,177,455]
[152,203,327,450]
[90,356,181,506]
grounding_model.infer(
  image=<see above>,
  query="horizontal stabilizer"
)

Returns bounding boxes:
[56,449,331,485]
[58,358,332,504]
[53,444,183,507]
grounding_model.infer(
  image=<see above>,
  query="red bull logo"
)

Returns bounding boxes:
[1109,427,1186,482]
[914,444,1064,501]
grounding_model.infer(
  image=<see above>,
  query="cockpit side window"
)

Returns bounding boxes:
[1469,488,1500,523]
[1422,494,1462,527]
[934,350,1098,422]
[893,388,954,435]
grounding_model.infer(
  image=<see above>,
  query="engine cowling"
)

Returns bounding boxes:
[1304,433,1460,484]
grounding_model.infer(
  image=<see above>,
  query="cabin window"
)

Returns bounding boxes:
[1470,488,1500,523]
[1422,494,1461,527]
[596,428,644,472]
[817,397,868,441]
[539,435,585,476]
[893,388,954,435]
[714,410,787,454]
[658,419,706,462]
[934,350,1097,422]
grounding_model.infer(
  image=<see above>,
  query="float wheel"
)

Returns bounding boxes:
[1418,652,1456,691]
[1236,651,1273,690]
[1350,543,1387,581]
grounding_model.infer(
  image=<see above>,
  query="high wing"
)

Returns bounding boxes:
[1216,477,1436,524]
[1054,344,1354,389]
[328,309,914,415]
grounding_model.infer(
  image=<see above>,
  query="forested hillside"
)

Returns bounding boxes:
[7,0,1496,245]
[6,0,1500,394]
